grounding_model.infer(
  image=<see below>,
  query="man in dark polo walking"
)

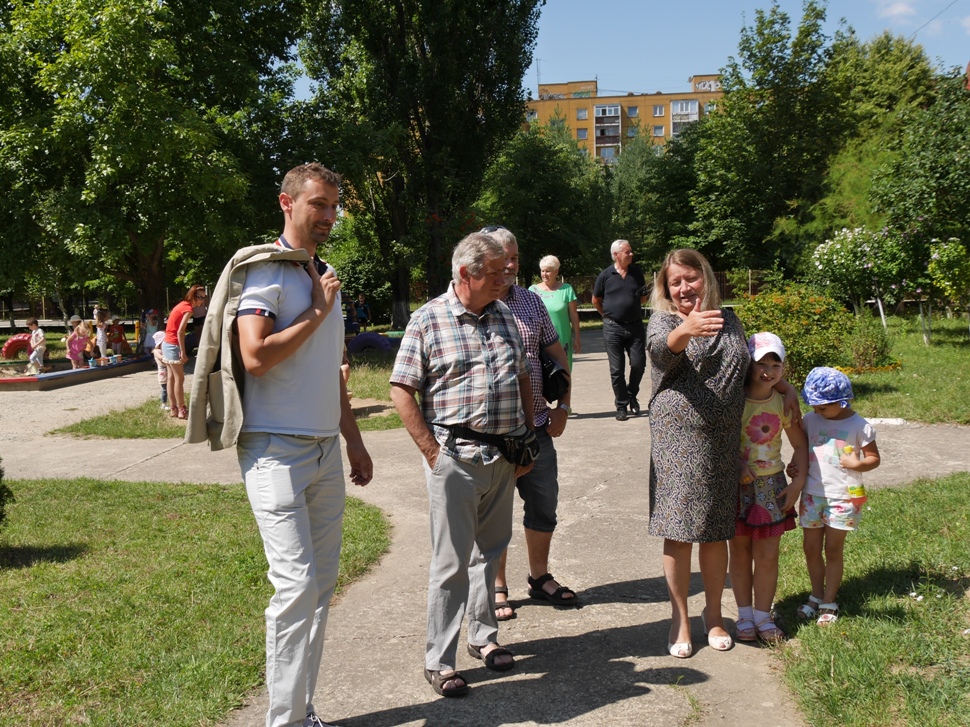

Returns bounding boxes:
[592,239,647,421]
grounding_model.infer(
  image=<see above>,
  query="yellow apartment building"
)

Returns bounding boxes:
[526,74,724,161]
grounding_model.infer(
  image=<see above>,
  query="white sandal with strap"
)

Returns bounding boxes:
[816,602,839,626]
[796,595,821,620]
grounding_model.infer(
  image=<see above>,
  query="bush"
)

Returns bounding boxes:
[849,312,896,370]
[736,283,853,386]
[0,457,13,532]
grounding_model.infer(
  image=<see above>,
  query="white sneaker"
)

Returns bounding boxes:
[160,404,170,411]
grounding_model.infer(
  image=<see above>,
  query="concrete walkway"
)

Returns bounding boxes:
[4,330,970,726]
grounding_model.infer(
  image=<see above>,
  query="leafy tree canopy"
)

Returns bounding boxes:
[690,0,849,270]
[0,0,299,311]
[475,120,612,280]
[300,0,544,326]
[871,73,970,242]
[611,123,705,269]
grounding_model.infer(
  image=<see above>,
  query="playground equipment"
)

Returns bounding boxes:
[1,332,41,360]
[346,331,394,354]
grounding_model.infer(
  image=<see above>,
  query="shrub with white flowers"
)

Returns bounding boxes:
[812,227,885,312]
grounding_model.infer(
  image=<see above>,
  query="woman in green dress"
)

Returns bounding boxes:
[529,255,582,369]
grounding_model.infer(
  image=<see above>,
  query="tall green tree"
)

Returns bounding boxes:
[475,121,612,279]
[611,123,705,268]
[0,0,298,311]
[871,73,970,241]
[787,31,937,257]
[300,0,543,327]
[691,0,849,269]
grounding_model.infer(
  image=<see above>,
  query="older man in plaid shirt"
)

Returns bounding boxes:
[390,232,534,698]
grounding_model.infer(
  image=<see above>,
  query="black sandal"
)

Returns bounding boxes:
[467,643,515,671]
[528,573,579,607]
[424,668,469,697]
[495,586,517,621]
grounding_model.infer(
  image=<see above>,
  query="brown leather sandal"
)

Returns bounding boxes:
[424,668,469,697]
[494,586,517,621]
[528,573,579,606]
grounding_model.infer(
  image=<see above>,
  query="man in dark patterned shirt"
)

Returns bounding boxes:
[483,227,578,621]
[390,232,534,698]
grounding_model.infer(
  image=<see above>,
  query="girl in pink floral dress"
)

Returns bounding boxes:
[729,332,808,644]
[66,317,89,368]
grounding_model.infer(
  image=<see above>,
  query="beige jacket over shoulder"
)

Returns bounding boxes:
[185,243,312,451]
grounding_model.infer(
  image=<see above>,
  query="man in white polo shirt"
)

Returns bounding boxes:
[235,163,373,727]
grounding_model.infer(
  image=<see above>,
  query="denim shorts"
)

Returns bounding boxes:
[514,426,559,532]
[161,342,182,365]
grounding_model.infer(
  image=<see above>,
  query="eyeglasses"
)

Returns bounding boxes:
[480,225,507,234]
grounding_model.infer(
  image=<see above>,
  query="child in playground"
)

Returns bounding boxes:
[142,309,160,353]
[730,332,808,644]
[26,317,46,373]
[793,367,881,627]
[152,330,169,409]
[354,293,371,331]
[108,316,128,355]
[94,308,109,358]
[66,316,89,369]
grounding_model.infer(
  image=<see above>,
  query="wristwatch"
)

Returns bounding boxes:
[558,404,572,415]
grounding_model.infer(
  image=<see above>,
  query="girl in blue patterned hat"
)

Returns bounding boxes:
[793,367,881,626]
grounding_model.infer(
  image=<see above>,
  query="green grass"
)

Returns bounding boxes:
[347,350,396,401]
[847,315,970,424]
[52,395,189,438]
[0,478,390,726]
[50,349,407,439]
[356,410,403,432]
[774,474,970,726]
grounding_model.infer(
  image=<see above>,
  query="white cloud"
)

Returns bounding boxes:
[962,16,970,34]
[878,2,918,21]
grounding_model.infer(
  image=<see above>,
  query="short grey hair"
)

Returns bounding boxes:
[483,226,517,249]
[452,233,505,284]
[610,239,631,257]
[539,255,560,270]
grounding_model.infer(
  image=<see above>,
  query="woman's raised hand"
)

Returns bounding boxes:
[684,299,723,338]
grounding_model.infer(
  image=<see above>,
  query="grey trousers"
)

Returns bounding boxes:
[423,450,515,671]
[238,432,345,727]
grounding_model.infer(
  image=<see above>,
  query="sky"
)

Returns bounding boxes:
[525,0,970,97]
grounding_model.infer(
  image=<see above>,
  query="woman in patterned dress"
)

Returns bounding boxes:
[646,249,796,659]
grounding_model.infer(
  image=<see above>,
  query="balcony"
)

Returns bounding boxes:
[595,135,620,146]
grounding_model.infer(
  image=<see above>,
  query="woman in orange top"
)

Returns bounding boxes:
[162,284,206,420]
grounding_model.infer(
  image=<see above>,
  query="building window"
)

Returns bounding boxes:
[595,104,620,117]
[577,108,588,120]
[577,128,588,140]
[627,127,637,137]
[704,101,718,114]
[526,109,538,121]
[550,117,565,129]
[672,100,699,116]
[653,125,665,137]
[599,147,617,162]
[627,106,639,118]
[653,104,664,117]
[671,100,699,136]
